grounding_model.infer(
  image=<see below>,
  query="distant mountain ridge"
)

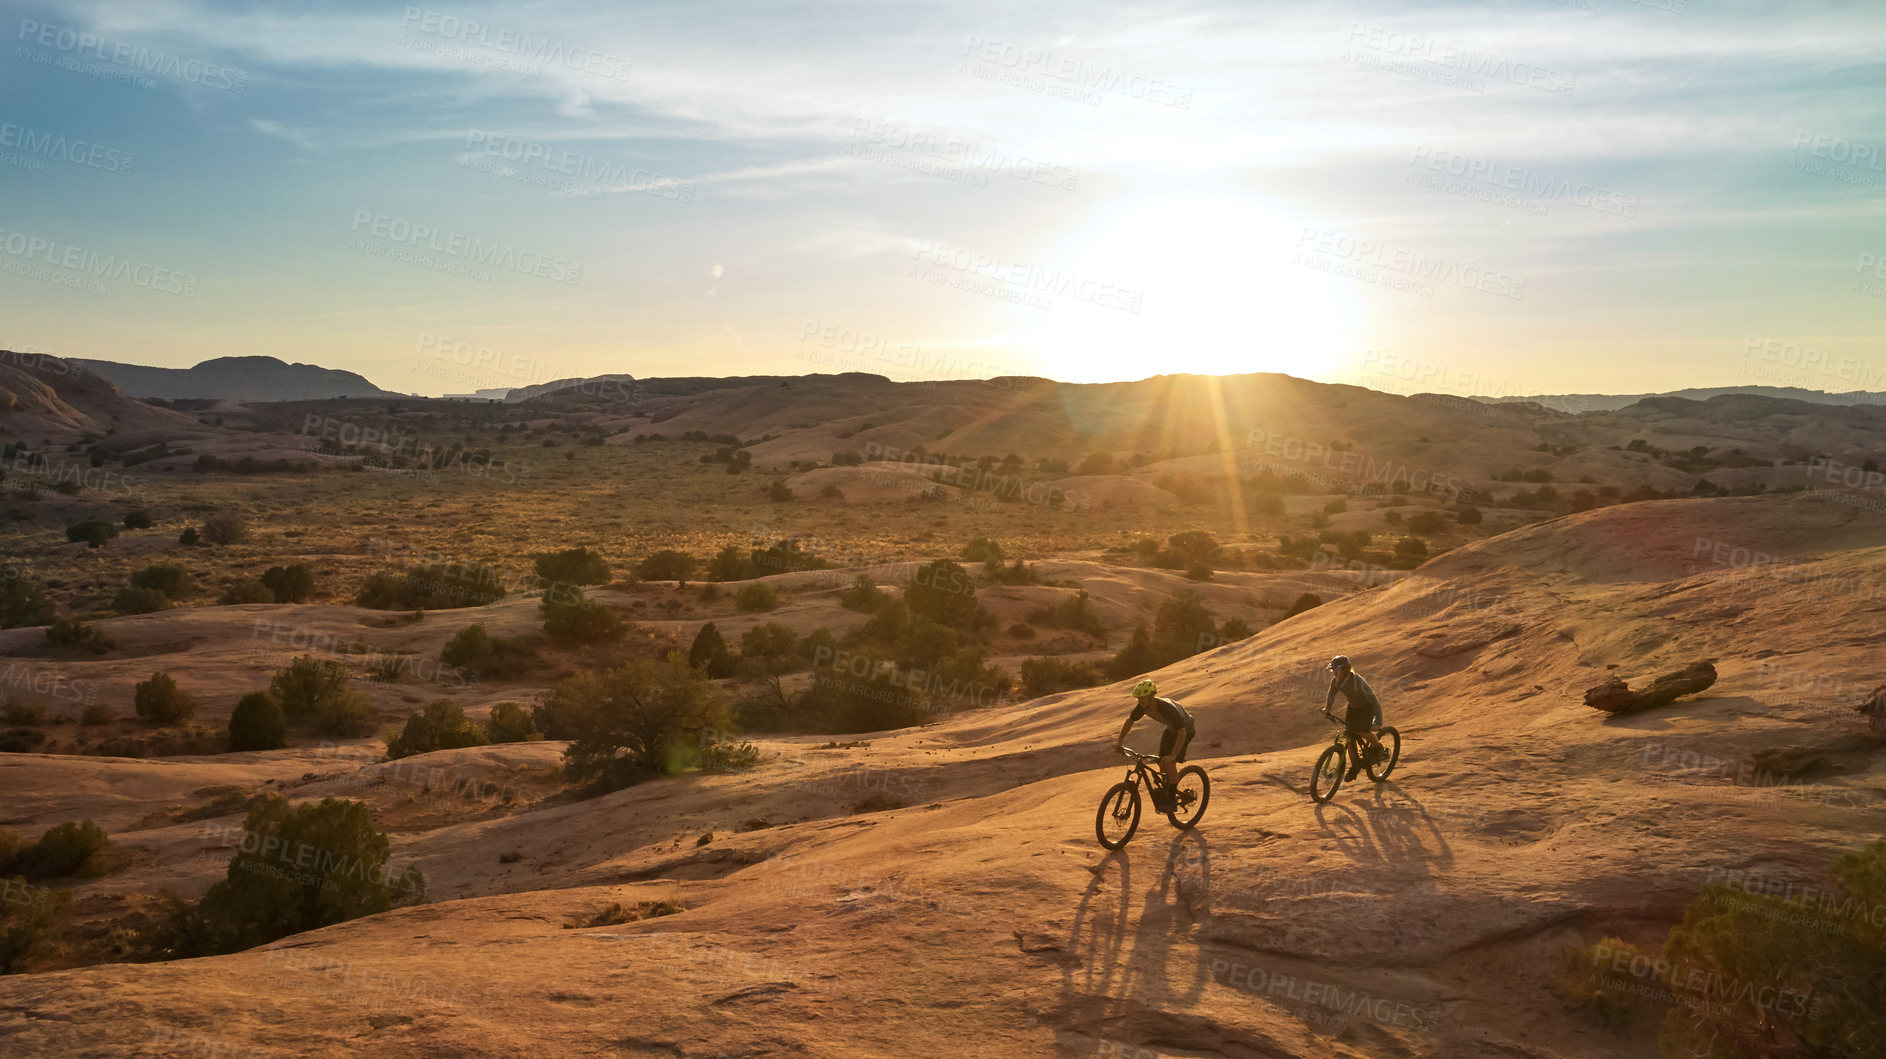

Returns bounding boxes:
[1475,385,1886,413]
[73,355,400,401]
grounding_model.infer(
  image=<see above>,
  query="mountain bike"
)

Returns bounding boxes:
[1095,746,1210,849]
[1310,709,1401,804]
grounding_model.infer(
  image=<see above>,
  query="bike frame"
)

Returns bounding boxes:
[1117,747,1171,793]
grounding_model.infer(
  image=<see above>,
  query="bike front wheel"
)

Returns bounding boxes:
[1367,727,1402,782]
[1311,744,1345,804]
[1096,781,1141,849]
[1166,766,1210,830]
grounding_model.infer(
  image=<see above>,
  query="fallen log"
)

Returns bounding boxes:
[1584,660,1718,714]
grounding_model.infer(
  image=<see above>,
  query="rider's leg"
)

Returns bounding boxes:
[1158,728,1181,786]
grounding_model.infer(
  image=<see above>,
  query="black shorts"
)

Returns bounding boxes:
[1159,726,1194,762]
[1344,701,1376,736]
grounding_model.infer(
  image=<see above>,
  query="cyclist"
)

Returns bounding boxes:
[1114,679,1194,790]
[1323,655,1386,781]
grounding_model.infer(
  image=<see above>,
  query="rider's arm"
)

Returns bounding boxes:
[1323,681,1338,713]
[1114,716,1134,748]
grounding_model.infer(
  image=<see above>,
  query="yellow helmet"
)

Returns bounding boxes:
[1132,680,1157,698]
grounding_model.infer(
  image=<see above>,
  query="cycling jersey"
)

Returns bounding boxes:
[1130,696,1193,732]
[1326,672,1384,728]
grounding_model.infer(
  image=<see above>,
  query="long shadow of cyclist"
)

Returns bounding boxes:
[1060,831,1216,1023]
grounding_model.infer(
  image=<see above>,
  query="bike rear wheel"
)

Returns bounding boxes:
[1166,766,1210,829]
[1366,727,1402,782]
[1311,744,1345,804]
[1096,781,1141,849]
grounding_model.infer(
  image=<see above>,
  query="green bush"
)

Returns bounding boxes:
[1020,657,1106,697]
[2,698,46,725]
[1283,592,1323,618]
[45,617,112,653]
[227,692,286,751]
[133,672,196,725]
[540,590,625,643]
[218,579,274,605]
[1026,589,1106,638]
[545,656,727,791]
[839,574,889,612]
[536,547,611,586]
[739,622,798,663]
[705,544,753,582]
[734,582,779,613]
[357,564,506,609]
[130,562,198,600]
[386,701,489,759]
[634,550,695,582]
[1457,505,1484,525]
[143,795,425,959]
[112,586,171,615]
[0,728,47,753]
[122,510,153,530]
[1407,511,1446,534]
[905,559,980,629]
[765,480,793,502]
[5,820,111,879]
[960,536,1005,563]
[0,874,71,973]
[0,573,55,629]
[486,701,539,743]
[268,656,373,735]
[199,513,248,545]
[178,526,199,546]
[260,564,318,603]
[66,520,119,548]
[1556,936,1648,1031]
[439,623,535,678]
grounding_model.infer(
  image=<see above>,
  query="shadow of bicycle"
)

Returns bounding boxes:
[1060,831,1217,1020]
[1312,780,1454,871]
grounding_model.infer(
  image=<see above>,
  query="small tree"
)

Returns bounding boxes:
[960,537,1005,564]
[840,573,889,612]
[200,513,249,545]
[739,622,798,663]
[487,701,539,743]
[1407,511,1446,534]
[0,573,55,629]
[386,701,489,759]
[178,526,199,546]
[687,622,736,678]
[541,590,625,643]
[635,550,697,582]
[113,586,171,615]
[8,820,111,879]
[260,564,318,603]
[547,656,727,790]
[122,510,153,530]
[765,480,794,502]
[66,520,119,548]
[905,560,979,629]
[734,582,779,613]
[535,547,611,586]
[219,579,274,605]
[1283,593,1323,619]
[134,672,196,725]
[1456,505,1484,526]
[269,656,373,735]
[130,562,198,600]
[705,544,753,582]
[227,691,286,751]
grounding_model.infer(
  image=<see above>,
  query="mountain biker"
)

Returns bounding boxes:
[1114,679,1194,788]
[1323,655,1386,781]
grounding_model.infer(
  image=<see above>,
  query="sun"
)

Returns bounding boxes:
[1016,196,1359,383]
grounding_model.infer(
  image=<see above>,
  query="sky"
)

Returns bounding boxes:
[1,0,1882,399]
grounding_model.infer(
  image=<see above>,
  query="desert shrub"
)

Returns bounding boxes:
[439,623,536,678]
[840,574,889,612]
[698,739,761,771]
[634,550,695,582]
[260,564,318,603]
[199,513,248,545]
[0,574,54,629]
[705,544,753,582]
[0,875,71,973]
[687,622,736,678]
[1020,657,1105,697]
[218,579,274,605]
[65,520,119,548]
[831,450,863,466]
[747,539,831,578]
[961,536,1005,563]
[905,559,980,630]
[130,562,198,600]
[739,622,798,663]
[358,563,507,610]
[386,701,489,760]
[112,586,171,615]
[790,667,927,734]
[2,698,47,726]
[1393,536,1429,564]
[79,703,112,725]
[1556,936,1649,1031]
[1185,563,1212,582]
[985,559,1042,585]
[178,526,199,546]
[1026,589,1106,638]
[734,582,779,613]
[545,656,727,791]
[6,820,111,879]
[122,510,153,530]
[536,547,611,586]
[1656,839,1886,1058]
[1407,511,1446,534]
[227,692,286,752]
[1163,531,1222,570]
[1283,592,1323,619]
[0,728,46,753]
[540,590,625,643]
[1008,622,1034,639]
[133,672,196,725]
[486,701,539,743]
[143,795,425,959]
[1323,498,1348,515]
[269,656,373,735]
[1456,505,1484,525]
[765,480,793,502]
